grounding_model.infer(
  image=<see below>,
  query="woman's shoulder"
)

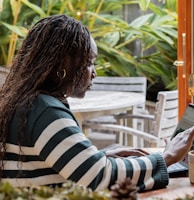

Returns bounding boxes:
[27,94,74,128]
[36,94,69,110]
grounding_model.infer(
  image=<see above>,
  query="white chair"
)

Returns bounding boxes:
[85,90,178,148]
[84,76,148,133]
[85,122,159,148]
[91,76,147,113]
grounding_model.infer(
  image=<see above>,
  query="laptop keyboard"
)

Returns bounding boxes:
[167,161,188,174]
[154,151,188,174]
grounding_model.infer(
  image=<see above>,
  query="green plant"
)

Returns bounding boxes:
[0,0,46,66]
[133,0,177,90]
[0,181,112,200]
[0,181,194,200]
[95,0,178,91]
[0,178,138,200]
[0,0,177,92]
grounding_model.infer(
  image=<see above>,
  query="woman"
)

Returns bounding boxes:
[0,14,194,192]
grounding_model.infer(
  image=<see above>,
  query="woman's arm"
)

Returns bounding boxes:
[163,126,194,166]
[32,106,169,192]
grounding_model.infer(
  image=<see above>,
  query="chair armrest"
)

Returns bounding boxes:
[114,113,155,121]
[83,122,159,146]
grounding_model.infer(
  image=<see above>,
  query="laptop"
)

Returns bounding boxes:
[164,103,194,176]
[105,104,194,176]
[170,103,194,143]
[140,103,194,176]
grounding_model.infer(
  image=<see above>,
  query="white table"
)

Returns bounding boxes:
[67,90,145,128]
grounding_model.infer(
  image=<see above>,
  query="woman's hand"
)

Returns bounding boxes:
[106,147,149,158]
[163,126,194,166]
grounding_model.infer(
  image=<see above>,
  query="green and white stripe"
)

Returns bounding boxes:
[2,94,169,191]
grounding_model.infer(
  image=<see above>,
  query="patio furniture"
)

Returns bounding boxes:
[68,90,145,140]
[84,90,178,148]
[83,76,148,134]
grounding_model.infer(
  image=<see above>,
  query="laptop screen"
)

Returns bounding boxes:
[171,103,194,150]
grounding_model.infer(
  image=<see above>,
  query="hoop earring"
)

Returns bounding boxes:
[57,69,66,79]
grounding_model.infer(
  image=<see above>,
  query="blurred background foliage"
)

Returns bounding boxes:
[0,0,177,100]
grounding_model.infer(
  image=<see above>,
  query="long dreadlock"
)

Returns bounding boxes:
[0,14,92,177]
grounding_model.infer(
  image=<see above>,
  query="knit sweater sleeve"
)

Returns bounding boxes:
[26,94,168,191]
[31,102,169,192]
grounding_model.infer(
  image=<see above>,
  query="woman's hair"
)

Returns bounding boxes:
[0,14,92,176]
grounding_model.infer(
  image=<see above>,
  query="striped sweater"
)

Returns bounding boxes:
[2,94,169,191]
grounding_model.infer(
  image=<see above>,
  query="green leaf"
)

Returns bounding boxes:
[21,0,47,17]
[150,15,175,27]
[101,32,120,47]
[10,0,21,18]
[0,0,3,12]
[138,0,151,11]
[85,12,129,27]
[148,2,165,16]
[155,27,177,39]
[130,13,153,28]
[150,28,174,45]
[101,0,122,11]
[97,42,137,66]
[0,34,10,45]
[97,42,138,76]
[0,21,27,37]
[165,0,177,12]
[142,34,159,50]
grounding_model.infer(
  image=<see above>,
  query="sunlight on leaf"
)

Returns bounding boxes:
[0,21,27,37]
[139,0,151,11]
[21,0,47,17]
[130,14,153,28]
[102,32,120,47]
[0,0,3,12]
[10,0,21,21]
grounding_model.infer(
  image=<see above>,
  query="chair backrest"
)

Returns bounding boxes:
[91,76,147,109]
[152,90,178,147]
[91,76,147,95]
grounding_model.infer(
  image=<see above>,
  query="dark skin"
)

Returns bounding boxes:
[163,126,194,166]
[70,36,97,98]
[105,148,149,158]
[106,126,194,167]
